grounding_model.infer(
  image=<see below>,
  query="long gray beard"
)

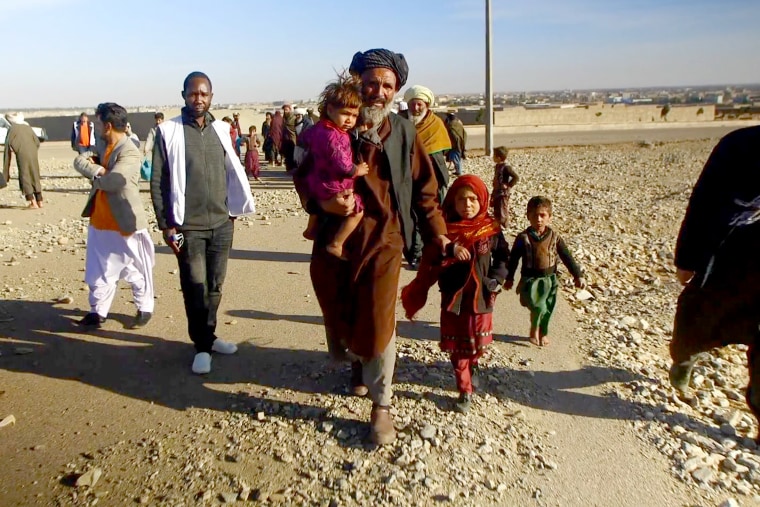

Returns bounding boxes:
[409,111,425,125]
[359,102,393,146]
[360,101,393,131]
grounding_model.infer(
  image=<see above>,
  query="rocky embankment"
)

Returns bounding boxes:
[2,138,756,506]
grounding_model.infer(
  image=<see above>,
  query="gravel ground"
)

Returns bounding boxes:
[0,131,756,506]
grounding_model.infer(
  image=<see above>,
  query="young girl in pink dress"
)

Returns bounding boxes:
[244,125,262,181]
[301,74,368,258]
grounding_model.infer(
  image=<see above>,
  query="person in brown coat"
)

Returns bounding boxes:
[301,48,449,445]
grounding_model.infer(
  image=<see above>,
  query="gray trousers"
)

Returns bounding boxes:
[328,329,396,407]
[359,334,396,407]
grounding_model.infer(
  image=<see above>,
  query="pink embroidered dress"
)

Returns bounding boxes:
[304,120,363,211]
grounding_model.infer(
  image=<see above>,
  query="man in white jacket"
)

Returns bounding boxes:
[150,71,254,374]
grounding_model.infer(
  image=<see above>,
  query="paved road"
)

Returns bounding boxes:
[37,123,756,160]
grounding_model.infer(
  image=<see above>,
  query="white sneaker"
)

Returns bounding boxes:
[211,339,237,355]
[192,352,212,374]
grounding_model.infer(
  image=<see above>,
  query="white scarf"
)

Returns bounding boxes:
[158,115,255,225]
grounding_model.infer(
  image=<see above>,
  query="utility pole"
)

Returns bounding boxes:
[485,0,494,156]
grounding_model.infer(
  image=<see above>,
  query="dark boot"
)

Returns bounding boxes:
[130,311,152,329]
[746,345,760,442]
[78,313,105,328]
[470,363,481,390]
[350,361,368,397]
[455,392,472,414]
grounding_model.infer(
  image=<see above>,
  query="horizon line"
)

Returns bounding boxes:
[3,81,759,112]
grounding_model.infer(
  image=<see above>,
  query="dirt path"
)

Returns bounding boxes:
[0,169,705,505]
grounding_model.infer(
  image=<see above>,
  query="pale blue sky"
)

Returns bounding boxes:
[1,0,758,108]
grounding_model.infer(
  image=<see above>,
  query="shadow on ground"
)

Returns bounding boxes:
[0,299,727,447]
[152,245,312,264]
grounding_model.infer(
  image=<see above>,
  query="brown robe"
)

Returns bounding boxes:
[310,117,446,359]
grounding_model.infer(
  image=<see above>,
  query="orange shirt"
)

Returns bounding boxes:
[89,144,123,233]
[79,122,90,147]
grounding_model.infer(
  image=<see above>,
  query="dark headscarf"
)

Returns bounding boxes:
[349,48,408,89]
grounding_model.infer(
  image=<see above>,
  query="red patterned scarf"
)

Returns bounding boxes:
[401,174,500,319]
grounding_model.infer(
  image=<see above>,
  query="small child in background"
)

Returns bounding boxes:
[491,146,519,228]
[244,125,262,182]
[300,74,369,259]
[505,196,585,347]
[401,175,509,414]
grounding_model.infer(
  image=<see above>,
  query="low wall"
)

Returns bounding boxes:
[25,109,271,143]
[492,104,714,126]
[28,112,158,143]
[27,104,717,143]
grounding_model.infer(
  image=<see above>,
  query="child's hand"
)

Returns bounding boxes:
[575,277,587,289]
[485,278,501,293]
[453,244,470,262]
[503,280,514,291]
[354,162,369,177]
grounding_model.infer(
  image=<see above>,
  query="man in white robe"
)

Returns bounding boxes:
[73,102,155,329]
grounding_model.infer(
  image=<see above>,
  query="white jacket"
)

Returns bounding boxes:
[158,116,255,226]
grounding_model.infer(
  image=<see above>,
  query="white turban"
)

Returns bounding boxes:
[294,108,307,116]
[403,85,435,106]
[5,112,25,124]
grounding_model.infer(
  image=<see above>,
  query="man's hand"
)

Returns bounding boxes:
[676,268,694,286]
[320,191,355,216]
[354,162,369,177]
[574,277,587,289]
[504,280,514,291]
[434,235,451,256]
[162,228,181,255]
[453,244,471,262]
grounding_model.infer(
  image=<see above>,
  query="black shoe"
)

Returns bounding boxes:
[350,361,368,397]
[78,313,105,328]
[470,364,481,390]
[130,311,152,329]
[455,392,472,413]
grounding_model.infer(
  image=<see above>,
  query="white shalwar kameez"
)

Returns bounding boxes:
[84,226,155,318]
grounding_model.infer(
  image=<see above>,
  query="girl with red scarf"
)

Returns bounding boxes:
[401,175,510,413]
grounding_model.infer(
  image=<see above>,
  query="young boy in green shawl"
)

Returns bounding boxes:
[505,196,586,346]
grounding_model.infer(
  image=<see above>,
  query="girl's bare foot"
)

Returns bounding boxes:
[36,201,43,208]
[529,326,540,346]
[27,201,39,209]
[539,335,550,346]
[302,229,317,240]
[325,243,347,260]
